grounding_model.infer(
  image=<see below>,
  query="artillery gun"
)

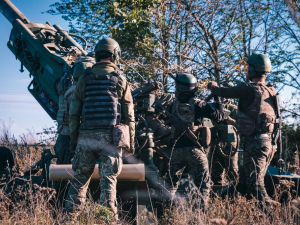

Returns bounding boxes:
[0,0,88,119]
[1,0,299,222]
[0,1,154,223]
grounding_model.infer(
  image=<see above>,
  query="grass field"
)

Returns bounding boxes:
[0,126,300,224]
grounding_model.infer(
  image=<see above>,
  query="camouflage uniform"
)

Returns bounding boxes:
[65,61,134,217]
[54,85,76,164]
[55,59,95,164]
[209,145,239,185]
[167,96,224,208]
[244,134,276,202]
[211,82,278,204]
[209,104,239,185]
[66,132,122,214]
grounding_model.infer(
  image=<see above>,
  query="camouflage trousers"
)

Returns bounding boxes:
[167,147,210,208]
[244,134,276,204]
[54,134,73,164]
[209,145,239,185]
[65,131,122,218]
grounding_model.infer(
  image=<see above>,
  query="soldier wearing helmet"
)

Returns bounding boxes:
[54,58,94,164]
[167,73,224,209]
[207,53,279,206]
[65,38,135,220]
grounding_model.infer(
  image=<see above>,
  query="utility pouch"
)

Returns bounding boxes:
[260,113,275,133]
[196,126,211,148]
[113,124,130,149]
[236,109,255,135]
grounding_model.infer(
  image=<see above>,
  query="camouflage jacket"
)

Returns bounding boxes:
[169,95,224,147]
[211,82,255,111]
[69,61,135,145]
[211,82,277,134]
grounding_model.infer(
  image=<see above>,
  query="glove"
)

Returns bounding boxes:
[215,98,224,111]
[214,95,221,103]
[207,81,218,90]
[122,141,134,157]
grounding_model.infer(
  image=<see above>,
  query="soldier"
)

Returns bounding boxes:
[207,53,279,206]
[0,146,14,184]
[209,102,239,186]
[65,38,135,219]
[167,73,224,209]
[54,59,94,164]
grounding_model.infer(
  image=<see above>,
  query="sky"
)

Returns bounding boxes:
[0,0,70,138]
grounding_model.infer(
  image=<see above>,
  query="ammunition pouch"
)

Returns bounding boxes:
[260,113,278,133]
[195,126,211,148]
[113,124,130,150]
[236,109,255,135]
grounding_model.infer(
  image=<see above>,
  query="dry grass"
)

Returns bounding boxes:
[159,195,300,225]
[1,123,300,224]
[1,152,300,224]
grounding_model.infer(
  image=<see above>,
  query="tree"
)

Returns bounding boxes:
[47,0,300,99]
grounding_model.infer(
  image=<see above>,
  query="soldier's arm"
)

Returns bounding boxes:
[69,76,85,144]
[117,76,135,152]
[211,83,251,99]
[196,101,224,122]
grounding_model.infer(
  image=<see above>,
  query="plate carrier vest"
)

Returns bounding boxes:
[80,70,121,130]
[56,85,76,125]
[171,97,199,138]
[236,82,277,135]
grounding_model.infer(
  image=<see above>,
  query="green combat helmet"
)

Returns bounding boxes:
[246,53,271,80]
[175,73,198,96]
[94,38,121,64]
[73,62,93,80]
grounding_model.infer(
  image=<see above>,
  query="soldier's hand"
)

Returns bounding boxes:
[123,151,133,157]
[227,82,234,87]
[207,81,218,90]
[225,116,236,126]
[130,142,135,154]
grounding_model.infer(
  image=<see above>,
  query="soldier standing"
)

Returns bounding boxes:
[54,59,94,164]
[65,38,135,219]
[208,53,279,206]
[167,73,224,209]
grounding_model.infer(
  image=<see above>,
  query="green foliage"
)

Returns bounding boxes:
[47,0,300,117]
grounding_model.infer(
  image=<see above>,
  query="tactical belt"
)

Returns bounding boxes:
[81,125,115,130]
[250,133,271,138]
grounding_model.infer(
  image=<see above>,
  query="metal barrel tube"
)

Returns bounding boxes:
[49,164,145,181]
[0,0,28,24]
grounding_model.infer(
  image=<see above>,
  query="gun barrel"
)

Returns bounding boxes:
[0,0,28,24]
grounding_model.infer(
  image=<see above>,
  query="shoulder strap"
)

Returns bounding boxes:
[261,83,276,97]
[83,68,94,84]
[110,70,121,76]
[109,70,121,84]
